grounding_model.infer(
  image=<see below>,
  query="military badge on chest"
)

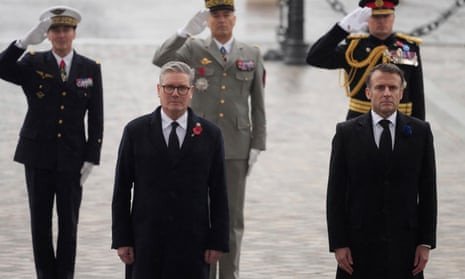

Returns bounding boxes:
[384,40,418,66]
[76,78,93,88]
[195,66,209,91]
[236,59,255,71]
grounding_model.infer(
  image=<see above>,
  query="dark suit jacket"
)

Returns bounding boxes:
[111,107,229,278]
[327,112,437,278]
[0,42,103,171]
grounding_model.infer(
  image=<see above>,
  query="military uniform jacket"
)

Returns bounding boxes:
[306,24,425,120]
[153,34,266,159]
[0,42,103,171]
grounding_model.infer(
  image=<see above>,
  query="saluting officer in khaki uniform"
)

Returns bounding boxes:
[153,1,266,278]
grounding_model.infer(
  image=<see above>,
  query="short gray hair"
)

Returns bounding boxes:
[159,61,195,85]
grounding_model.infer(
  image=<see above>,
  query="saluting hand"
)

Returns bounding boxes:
[18,18,52,48]
[178,9,209,38]
[338,7,371,33]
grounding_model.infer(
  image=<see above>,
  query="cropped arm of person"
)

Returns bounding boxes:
[152,9,209,67]
[306,7,371,68]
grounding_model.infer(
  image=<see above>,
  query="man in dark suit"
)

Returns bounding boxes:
[326,63,437,279]
[306,0,425,120]
[152,2,266,278]
[111,61,229,279]
[0,6,103,279]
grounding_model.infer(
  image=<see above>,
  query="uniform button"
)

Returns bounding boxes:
[97,138,102,143]
[61,91,67,96]
[60,105,65,110]
[39,85,43,89]
[219,113,224,118]
[57,133,62,138]
[58,119,63,124]
[220,99,225,104]
[221,85,226,90]
[223,72,227,77]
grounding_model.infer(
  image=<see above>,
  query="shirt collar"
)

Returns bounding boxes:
[160,109,188,130]
[52,50,74,67]
[213,37,234,53]
[371,110,397,127]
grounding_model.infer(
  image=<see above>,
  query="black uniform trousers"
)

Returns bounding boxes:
[25,166,82,279]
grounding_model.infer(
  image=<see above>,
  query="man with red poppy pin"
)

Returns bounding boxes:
[112,61,229,279]
[327,64,437,279]
[307,0,425,121]
[153,1,266,278]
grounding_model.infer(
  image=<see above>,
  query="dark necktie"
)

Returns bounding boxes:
[59,59,67,82]
[379,119,392,160]
[220,46,227,62]
[168,121,180,157]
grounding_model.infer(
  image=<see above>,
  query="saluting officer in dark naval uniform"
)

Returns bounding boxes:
[152,1,266,279]
[306,0,425,120]
[0,6,103,279]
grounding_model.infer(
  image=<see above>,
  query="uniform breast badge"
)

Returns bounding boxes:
[76,78,93,88]
[236,59,255,71]
[201,57,212,65]
[195,67,209,91]
[385,42,418,66]
[35,91,45,99]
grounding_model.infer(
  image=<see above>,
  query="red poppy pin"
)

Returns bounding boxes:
[192,122,203,136]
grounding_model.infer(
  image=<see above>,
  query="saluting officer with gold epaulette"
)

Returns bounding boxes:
[306,0,425,120]
[0,6,103,279]
[153,1,266,278]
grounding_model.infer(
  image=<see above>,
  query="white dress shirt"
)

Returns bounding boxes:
[160,109,188,148]
[52,50,74,77]
[371,110,396,150]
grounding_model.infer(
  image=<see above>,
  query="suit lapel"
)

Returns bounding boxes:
[149,107,170,155]
[44,51,61,81]
[179,108,198,158]
[224,40,239,70]
[356,113,378,154]
[206,37,226,66]
[67,51,81,85]
[392,112,411,160]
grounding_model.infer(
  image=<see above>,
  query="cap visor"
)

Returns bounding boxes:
[372,9,394,15]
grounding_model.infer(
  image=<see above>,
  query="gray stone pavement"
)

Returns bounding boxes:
[1,1,465,278]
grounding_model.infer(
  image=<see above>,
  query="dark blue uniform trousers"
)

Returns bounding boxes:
[25,166,82,279]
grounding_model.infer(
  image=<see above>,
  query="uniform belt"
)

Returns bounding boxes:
[348,98,413,116]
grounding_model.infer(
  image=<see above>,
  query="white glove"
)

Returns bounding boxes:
[17,18,52,48]
[177,9,209,38]
[247,149,261,176]
[338,7,371,33]
[80,161,94,185]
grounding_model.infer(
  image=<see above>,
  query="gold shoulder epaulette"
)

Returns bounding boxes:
[347,33,369,40]
[96,60,101,65]
[396,33,423,45]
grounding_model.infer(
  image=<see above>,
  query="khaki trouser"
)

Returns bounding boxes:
[210,159,248,279]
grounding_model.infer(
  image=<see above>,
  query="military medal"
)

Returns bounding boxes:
[236,59,255,71]
[195,66,209,91]
[76,77,93,88]
[195,78,209,91]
